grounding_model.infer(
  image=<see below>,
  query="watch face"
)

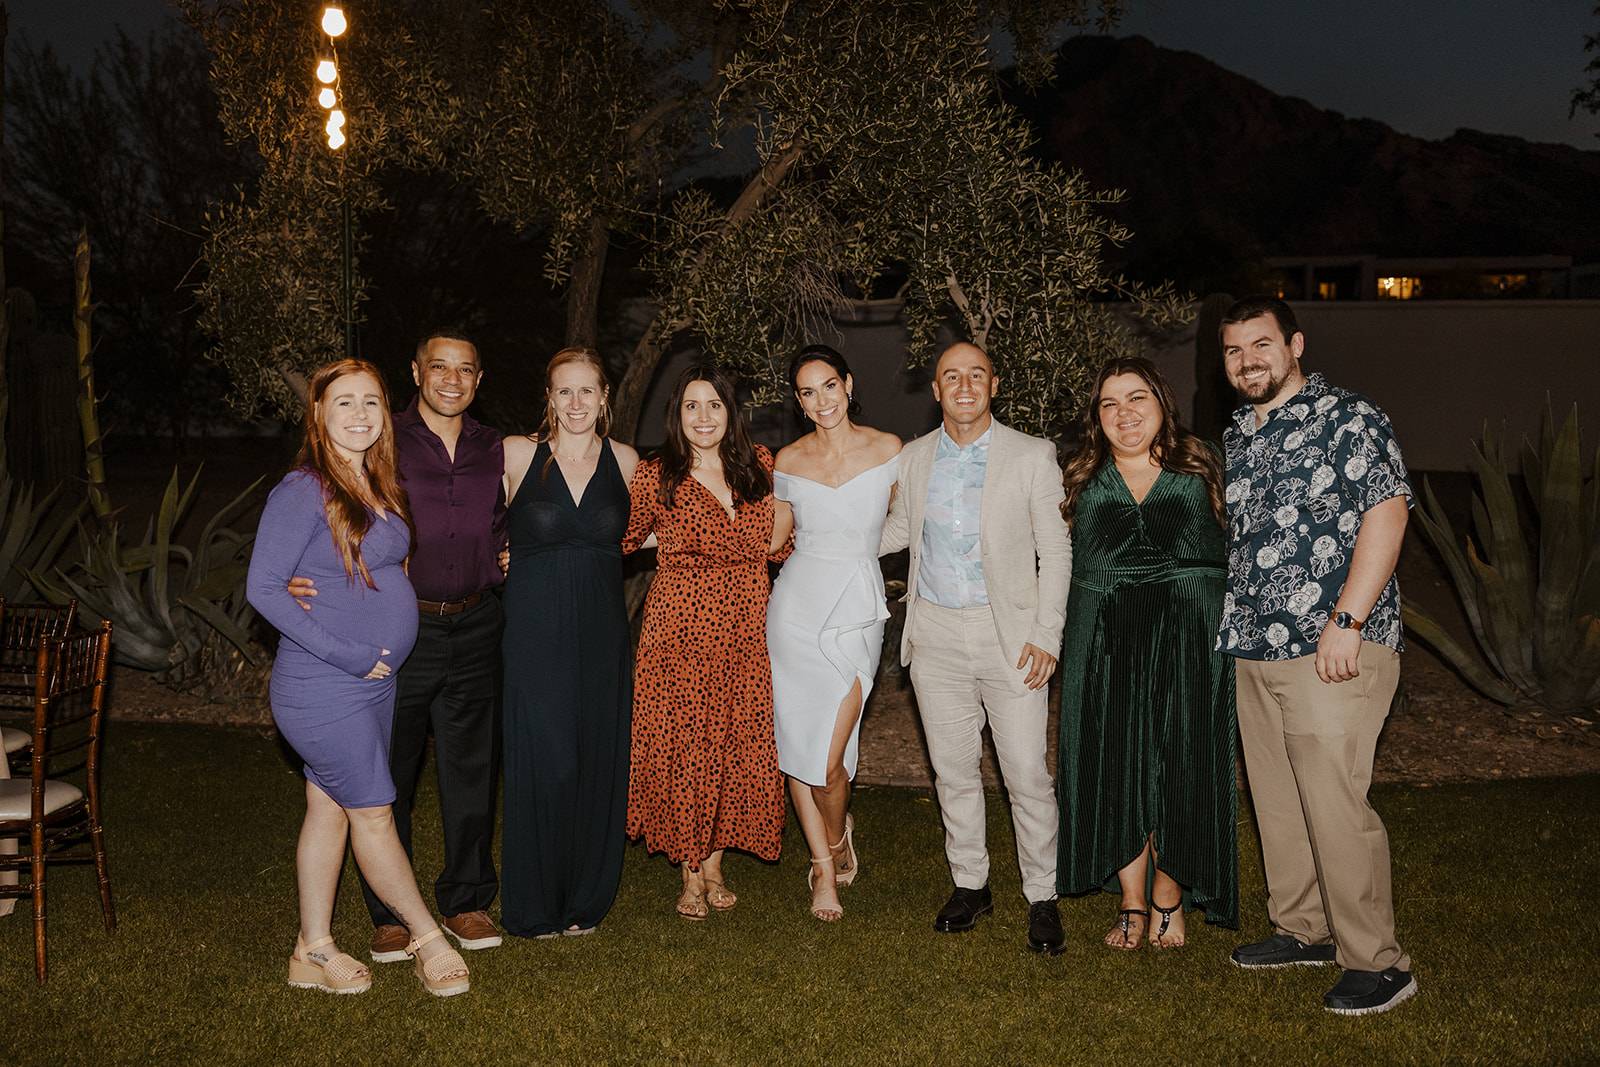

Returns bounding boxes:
[1335,612,1359,630]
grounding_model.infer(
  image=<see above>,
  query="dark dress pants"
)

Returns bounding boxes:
[362,592,503,925]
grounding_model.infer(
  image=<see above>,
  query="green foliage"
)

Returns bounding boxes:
[1571,3,1600,136]
[186,0,1188,440]
[180,0,421,418]
[25,469,265,694]
[1403,406,1600,711]
[0,472,84,602]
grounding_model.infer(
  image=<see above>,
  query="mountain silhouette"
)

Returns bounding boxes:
[1013,35,1600,287]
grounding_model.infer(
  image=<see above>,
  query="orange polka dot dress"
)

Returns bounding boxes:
[623,447,787,867]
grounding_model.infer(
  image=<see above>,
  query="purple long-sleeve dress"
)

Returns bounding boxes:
[247,468,420,808]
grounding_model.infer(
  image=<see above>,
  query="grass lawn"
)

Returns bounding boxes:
[2,723,1596,1065]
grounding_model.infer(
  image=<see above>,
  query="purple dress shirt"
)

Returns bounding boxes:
[393,396,507,603]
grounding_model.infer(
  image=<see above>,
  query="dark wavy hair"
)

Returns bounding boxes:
[787,343,861,419]
[657,363,772,509]
[1060,356,1225,529]
[1221,295,1300,345]
[296,359,413,588]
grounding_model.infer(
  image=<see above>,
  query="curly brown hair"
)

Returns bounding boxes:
[1060,356,1225,530]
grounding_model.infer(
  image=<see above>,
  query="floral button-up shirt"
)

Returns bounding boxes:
[1218,373,1412,661]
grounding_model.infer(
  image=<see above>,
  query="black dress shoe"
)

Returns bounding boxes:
[1026,899,1065,955]
[934,885,993,932]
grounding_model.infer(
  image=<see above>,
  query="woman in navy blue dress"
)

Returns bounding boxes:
[248,359,470,997]
[499,347,639,938]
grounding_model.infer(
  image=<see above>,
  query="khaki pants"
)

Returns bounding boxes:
[1236,642,1410,973]
[908,602,1058,903]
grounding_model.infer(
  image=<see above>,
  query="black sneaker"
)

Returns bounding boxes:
[1324,968,1418,1016]
[1229,933,1338,968]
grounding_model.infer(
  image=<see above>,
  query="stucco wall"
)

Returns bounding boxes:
[1142,300,1600,473]
[636,300,1600,473]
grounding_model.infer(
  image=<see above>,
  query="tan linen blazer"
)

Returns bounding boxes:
[879,419,1072,668]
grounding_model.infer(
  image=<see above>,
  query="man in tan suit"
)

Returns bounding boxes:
[880,342,1072,953]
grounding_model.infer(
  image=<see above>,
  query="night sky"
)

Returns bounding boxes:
[8,0,1599,149]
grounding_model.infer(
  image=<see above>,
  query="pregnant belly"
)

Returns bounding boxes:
[306,566,420,662]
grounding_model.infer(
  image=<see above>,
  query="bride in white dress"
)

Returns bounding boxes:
[767,346,901,921]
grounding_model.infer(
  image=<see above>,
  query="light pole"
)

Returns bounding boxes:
[316,6,353,360]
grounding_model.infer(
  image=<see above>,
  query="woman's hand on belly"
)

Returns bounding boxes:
[364,650,393,680]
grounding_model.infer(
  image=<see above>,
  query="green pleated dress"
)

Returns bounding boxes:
[1056,463,1238,928]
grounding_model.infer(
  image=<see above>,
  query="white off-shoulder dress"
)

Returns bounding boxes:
[767,455,898,787]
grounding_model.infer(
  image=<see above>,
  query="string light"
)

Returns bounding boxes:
[321,7,347,37]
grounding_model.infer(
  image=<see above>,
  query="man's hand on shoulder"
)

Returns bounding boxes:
[1016,642,1058,690]
[287,576,317,611]
[1315,623,1362,683]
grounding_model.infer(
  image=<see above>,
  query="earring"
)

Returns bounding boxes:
[846,391,855,402]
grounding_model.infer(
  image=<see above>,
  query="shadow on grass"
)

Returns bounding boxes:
[2,723,1596,1065]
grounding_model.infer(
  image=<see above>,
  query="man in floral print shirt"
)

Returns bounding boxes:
[1217,296,1417,1017]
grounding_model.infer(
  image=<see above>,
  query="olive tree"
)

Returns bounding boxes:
[184,0,1185,440]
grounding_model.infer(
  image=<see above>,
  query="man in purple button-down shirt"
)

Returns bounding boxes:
[291,329,509,960]
[371,330,508,957]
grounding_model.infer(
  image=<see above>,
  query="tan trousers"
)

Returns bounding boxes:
[1236,642,1410,973]
[908,602,1059,902]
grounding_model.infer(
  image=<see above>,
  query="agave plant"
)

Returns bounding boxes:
[26,467,265,693]
[1402,405,1600,711]
[0,471,85,601]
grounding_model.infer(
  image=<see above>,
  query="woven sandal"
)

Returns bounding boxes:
[407,927,470,997]
[288,934,372,994]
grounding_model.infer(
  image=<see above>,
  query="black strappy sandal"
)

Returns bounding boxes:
[1151,901,1185,949]
[1108,907,1148,950]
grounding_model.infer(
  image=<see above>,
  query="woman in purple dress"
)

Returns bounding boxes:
[247,359,470,998]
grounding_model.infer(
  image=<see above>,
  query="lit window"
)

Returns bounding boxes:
[1378,276,1420,300]
[1318,282,1338,300]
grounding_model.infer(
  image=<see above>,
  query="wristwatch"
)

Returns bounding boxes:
[1333,611,1365,632]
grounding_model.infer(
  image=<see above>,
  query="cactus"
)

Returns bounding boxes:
[1402,405,1600,710]
[1191,292,1234,445]
[75,226,111,521]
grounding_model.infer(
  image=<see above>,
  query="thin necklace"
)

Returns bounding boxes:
[554,436,599,463]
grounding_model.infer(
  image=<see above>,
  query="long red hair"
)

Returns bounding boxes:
[296,359,413,588]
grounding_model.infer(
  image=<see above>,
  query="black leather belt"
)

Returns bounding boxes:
[417,590,485,616]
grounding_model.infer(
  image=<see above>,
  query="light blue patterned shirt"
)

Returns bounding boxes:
[918,425,990,608]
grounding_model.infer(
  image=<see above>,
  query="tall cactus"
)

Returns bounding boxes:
[1192,292,1234,444]
[75,226,110,520]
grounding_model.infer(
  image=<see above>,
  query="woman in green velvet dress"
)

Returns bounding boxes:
[1056,356,1237,950]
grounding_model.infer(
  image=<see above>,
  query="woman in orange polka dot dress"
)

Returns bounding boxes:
[624,364,794,920]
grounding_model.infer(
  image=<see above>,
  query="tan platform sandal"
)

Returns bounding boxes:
[288,934,372,994]
[407,927,470,997]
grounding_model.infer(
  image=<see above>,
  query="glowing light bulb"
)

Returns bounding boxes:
[327,129,346,150]
[318,87,336,108]
[321,7,347,37]
[326,110,346,134]
[316,60,337,83]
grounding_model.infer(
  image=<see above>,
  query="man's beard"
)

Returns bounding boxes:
[1233,366,1292,406]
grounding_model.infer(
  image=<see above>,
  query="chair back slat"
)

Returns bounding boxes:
[0,619,115,980]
